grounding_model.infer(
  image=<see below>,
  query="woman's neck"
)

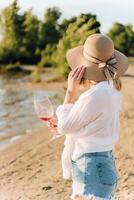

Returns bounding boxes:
[90,80,99,87]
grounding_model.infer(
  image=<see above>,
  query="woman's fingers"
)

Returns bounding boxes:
[71,66,83,79]
[72,66,86,81]
[49,121,57,128]
[70,66,80,78]
[47,118,57,129]
[76,66,86,81]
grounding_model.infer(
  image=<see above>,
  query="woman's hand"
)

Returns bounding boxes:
[67,66,86,93]
[64,66,86,104]
[47,117,58,132]
[48,117,57,128]
[47,118,62,139]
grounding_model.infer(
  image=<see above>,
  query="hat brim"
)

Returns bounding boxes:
[66,45,128,81]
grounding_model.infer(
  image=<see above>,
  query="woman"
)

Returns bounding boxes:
[49,34,128,200]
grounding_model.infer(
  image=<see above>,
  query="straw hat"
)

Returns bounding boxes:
[66,33,128,84]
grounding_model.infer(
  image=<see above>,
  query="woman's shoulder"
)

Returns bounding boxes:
[79,86,122,103]
[79,87,105,99]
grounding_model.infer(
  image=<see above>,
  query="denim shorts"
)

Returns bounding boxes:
[71,150,118,200]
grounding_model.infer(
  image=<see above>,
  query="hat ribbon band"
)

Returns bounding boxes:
[83,50,118,86]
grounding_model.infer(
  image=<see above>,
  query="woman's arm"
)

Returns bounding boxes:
[56,93,100,135]
[47,66,85,131]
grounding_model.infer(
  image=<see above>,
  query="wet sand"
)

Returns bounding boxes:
[0,67,133,200]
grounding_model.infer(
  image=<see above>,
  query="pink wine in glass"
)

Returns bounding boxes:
[40,117,52,122]
[34,93,60,140]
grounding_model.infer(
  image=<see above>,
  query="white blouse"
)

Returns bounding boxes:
[56,81,122,179]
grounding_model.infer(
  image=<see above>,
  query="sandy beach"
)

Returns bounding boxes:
[0,67,134,200]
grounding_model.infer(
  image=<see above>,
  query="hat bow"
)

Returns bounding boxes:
[83,50,118,86]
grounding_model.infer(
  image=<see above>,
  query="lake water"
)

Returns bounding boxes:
[0,74,62,150]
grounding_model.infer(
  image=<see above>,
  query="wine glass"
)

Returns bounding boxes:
[34,92,62,141]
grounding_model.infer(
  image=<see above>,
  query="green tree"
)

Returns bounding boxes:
[21,9,40,64]
[59,16,77,36]
[107,23,134,56]
[45,7,61,24]
[38,7,61,50]
[0,0,25,64]
[38,44,56,67]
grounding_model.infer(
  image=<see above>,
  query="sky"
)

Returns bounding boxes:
[0,0,134,33]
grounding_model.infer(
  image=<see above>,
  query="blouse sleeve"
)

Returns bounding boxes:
[56,93,102,135]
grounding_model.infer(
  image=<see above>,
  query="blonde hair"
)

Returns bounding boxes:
[113,78,122,91]
[80,78,122,91]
